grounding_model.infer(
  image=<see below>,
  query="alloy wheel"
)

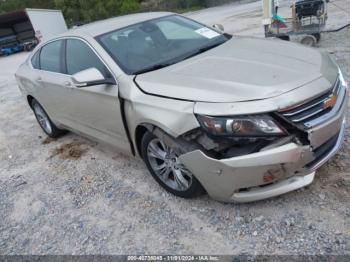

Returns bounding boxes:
[33,103,52,134]
[147,138,193,191]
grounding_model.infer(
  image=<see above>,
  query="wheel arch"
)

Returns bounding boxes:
[122,91,200,158]
[135,123,160,158]
[137,123,206,198]
[134,123,180,158]
[27,95,35,109]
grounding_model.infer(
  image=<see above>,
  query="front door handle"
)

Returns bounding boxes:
[36,77,43,82]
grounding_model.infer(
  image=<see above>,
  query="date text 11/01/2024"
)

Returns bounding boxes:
[127,255,220,261]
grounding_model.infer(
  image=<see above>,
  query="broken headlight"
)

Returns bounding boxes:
[196,115,287,137]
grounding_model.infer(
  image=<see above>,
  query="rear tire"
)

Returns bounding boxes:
[31,99,66,138]
[141,131,204,199]
[300,35,317,47]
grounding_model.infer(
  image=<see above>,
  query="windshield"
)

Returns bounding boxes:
[97,15,230,75]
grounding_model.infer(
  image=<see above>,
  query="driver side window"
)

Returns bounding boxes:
[65,39,110,78]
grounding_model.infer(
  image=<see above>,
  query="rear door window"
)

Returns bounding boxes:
[65,39,110,78]
[31,50,40,69]
[40,40,64,73]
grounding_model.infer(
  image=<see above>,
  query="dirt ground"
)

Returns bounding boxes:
[0,0,350,256]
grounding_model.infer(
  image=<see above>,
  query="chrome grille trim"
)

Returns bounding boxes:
[278,76,343,128]
[282,96,329,117]
[291,108,325,123]
[304,88,346,128]
[333,77,341,95]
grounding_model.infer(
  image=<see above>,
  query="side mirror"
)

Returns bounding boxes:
[212,24,225,32]
[72,67,115,87]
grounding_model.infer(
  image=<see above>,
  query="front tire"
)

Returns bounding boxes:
[31,99,65,138]
[141,131,204,198]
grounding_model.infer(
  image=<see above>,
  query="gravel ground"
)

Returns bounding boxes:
[0,1,350,256]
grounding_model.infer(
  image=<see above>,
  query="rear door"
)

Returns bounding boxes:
[35,39,68,123]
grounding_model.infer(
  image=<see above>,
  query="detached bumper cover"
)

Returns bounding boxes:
[179,117,346,203]
[232,172,315,203]
[179,142,315,202]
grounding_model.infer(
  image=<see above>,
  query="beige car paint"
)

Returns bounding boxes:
[179,142,315,201]
[180,98,347,202]
[117,75,200,144]
[193,76,334,116]
[15,12,348,202]
[135,38,338,103]
[17,37,131,153]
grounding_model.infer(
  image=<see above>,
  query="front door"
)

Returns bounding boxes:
[37,38,130,152]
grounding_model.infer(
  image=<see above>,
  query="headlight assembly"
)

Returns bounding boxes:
[196,115,287,137]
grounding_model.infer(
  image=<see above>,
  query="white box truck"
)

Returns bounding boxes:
[0,9,67,54]
[25,9,68,42]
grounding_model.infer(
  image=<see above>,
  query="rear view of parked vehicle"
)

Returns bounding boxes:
[15,12,348,202]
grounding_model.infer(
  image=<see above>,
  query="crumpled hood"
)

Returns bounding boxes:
[135,37,338,103]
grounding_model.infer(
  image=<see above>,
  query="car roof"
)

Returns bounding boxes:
[63,12,174,38]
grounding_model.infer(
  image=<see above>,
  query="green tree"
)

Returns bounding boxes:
[0,0,211,26]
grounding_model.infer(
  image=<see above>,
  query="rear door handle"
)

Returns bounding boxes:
[36,77,43,82]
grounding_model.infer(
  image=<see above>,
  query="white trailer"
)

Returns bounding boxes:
[25,9,67,42]
[0,8,67,52]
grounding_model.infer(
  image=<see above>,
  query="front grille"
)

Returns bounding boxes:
[278,77,342,129]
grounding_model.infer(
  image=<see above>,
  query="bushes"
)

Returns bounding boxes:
[0,0,239,26]
[54,0,141,26]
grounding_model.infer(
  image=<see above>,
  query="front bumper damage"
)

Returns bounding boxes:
[179,89,348,203]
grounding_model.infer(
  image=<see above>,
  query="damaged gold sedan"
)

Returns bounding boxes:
[15,12,348,202]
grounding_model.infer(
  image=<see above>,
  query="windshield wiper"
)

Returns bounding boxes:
[133,40,226,75]
[134,63,173,75]
[181,40,226,61]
